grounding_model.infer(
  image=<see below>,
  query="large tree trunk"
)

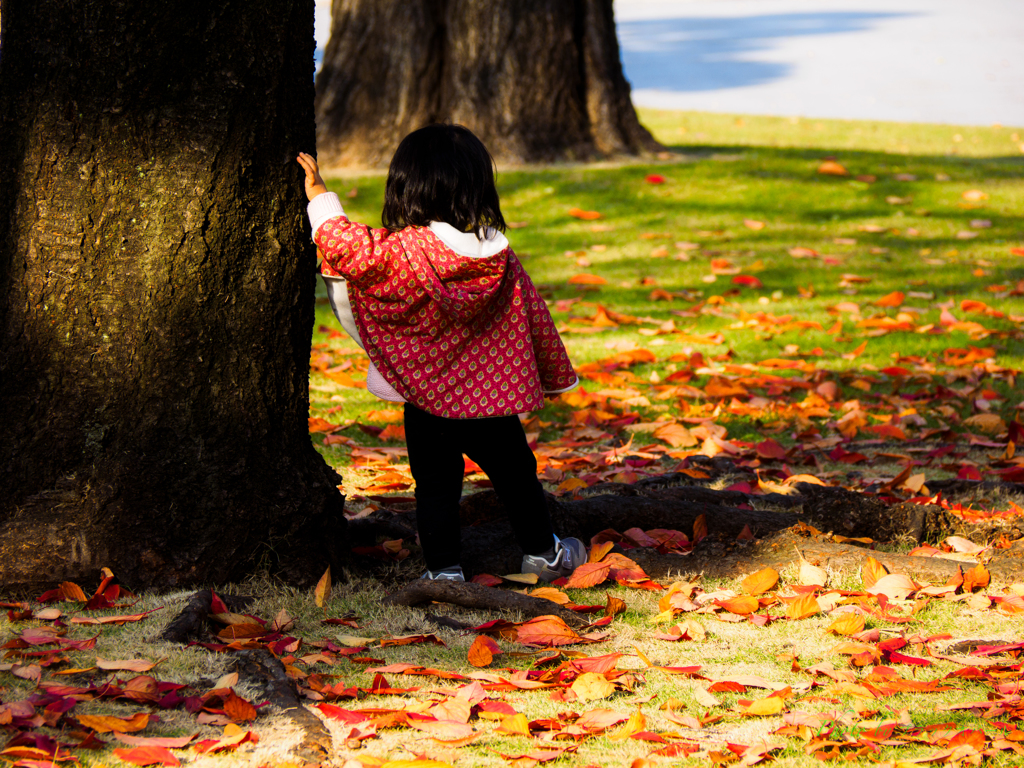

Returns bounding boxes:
[0,0,346,592]
[315,0,662,167]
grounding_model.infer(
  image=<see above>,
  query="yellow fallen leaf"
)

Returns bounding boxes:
[571,672,616,701]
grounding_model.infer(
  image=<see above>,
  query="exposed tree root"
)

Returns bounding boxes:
[156,589,254,643]
[234,648,333,763]
[158,591,331,763]
[382,580,590,628]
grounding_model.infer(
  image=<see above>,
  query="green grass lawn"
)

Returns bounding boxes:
[311,109,1024,496]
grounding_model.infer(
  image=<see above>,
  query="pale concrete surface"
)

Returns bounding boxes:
[615,0,1024,126]
[314,0,1024,127]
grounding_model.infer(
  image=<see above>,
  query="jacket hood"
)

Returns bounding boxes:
[398,226,511,323]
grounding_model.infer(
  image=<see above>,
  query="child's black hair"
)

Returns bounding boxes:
[382,124,507,234]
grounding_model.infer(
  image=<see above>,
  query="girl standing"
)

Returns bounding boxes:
[297,124,585,582]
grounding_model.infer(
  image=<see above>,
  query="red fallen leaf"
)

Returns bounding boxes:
[316,704,370,724]
[568,207,602,220]
[732,275,763,289]
[755,438,787,460]
[193,724,258,754]
[644,174,666,184]
[471,574,503,587]
[886,650,931,666]
[112,747,180,767]
[652,741,701,757]
[708,680,748,693]
[1011,247,1024,256]
[514,615,582,647]
[957,465,983,481]
[645,529,691,554]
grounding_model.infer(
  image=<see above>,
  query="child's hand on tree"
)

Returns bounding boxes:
[297,152,328,201]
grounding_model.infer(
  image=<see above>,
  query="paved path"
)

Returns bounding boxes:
[615,0,1024,126]
[314,0,1024,127]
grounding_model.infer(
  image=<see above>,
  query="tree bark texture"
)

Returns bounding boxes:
[315,0,662,167]
[0,0,346,592]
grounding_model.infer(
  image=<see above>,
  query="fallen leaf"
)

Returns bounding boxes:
[113,746,180,767]
[741,568,779,596]
[468,635,502,668]
[315,566,332,608]
[571,672,616,700]
[515,615,582,647]
[818,160,848,176]
[868,573,917,601]
[77,712,151,734]
[568,273,607,285]
[862,557,888,589]
[826,613,865,636]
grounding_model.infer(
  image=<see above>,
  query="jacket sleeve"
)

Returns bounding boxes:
[307,192,401,289]
[513,258,579,393]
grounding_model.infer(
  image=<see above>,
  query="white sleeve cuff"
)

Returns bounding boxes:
[307,192,346,236]
[543,376,579,395]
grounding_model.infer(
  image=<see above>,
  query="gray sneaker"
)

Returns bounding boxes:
[420,566,465,582]
[522,535,587,582]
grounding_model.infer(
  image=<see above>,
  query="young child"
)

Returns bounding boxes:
[297,124,586,583]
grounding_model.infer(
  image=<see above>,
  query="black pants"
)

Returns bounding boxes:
[404,403,554,570]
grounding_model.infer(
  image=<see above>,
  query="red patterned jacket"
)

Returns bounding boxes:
[309,194,577,419]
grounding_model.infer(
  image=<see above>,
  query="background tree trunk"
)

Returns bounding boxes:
[0,0,346,593]
[315,0,662,167]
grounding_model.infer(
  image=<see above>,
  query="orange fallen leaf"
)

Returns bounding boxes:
[314,566,332,608]
[77,712,151,734]
[468,635,502,668]
[862,557,888,589]
[568,273,607,285]
[564,562,611,589]
[786,593,820,620]
[741,567,779,596]
[717,595,759,615]
[113,746,180,767]
[817,160,848,176]
[873,291,905,307]
[515,615,582,647]
[569,207,602,220]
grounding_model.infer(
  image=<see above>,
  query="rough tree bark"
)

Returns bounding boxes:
[315,0,662,167]
[0,0,346,592]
